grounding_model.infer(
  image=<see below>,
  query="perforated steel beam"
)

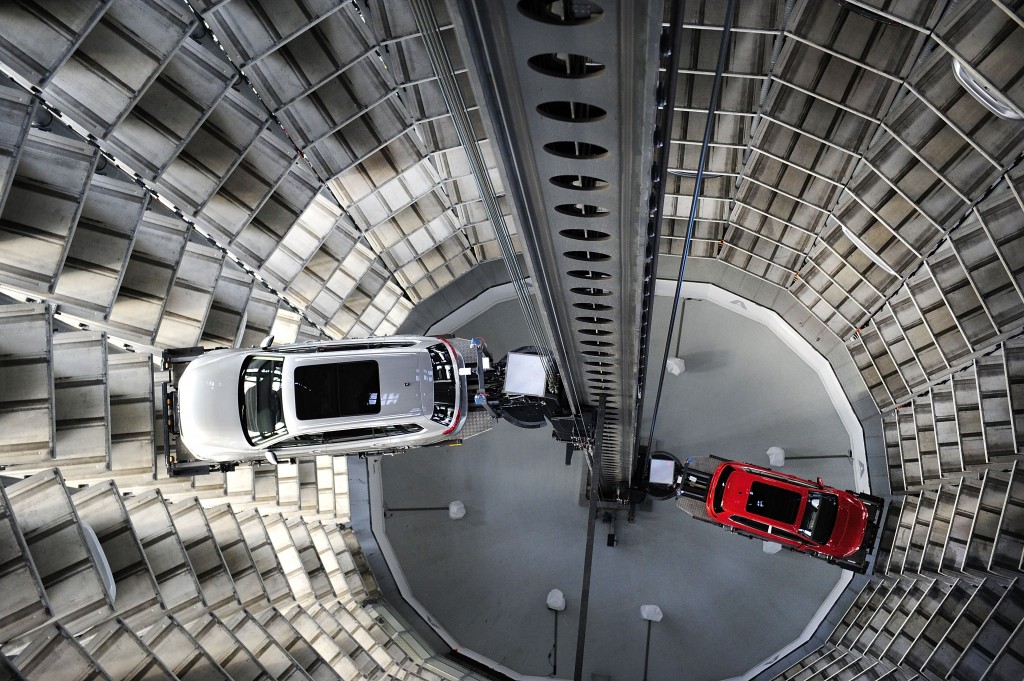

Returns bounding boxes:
[449,0,663,494]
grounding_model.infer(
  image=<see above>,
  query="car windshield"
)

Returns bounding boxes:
[799,491,839,544]
[711,465,735,513]
[746,481,802,524]
[240,356,287,445]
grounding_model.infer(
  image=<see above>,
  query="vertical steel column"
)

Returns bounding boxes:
[448,0,664,496]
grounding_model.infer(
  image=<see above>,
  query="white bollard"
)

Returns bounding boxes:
[666,357,685,375]
[448,500,466,520]
[767,446,785,467]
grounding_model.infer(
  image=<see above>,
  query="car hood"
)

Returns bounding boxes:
[177,351,253,457]
[826,492,869,557]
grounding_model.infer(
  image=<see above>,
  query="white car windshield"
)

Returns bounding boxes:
[240,356,287,445]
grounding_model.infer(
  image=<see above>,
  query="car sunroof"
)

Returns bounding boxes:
[746,481,802,524]
[294,361,381,420]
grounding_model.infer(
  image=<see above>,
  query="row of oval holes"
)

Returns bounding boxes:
[523,32,620,417]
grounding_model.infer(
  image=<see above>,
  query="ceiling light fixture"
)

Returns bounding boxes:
[952,59,1022,121]
[831,0,897,25]
[838,224,899,277]
[668,168,722,179]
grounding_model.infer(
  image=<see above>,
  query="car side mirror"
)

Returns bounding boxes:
[259,334,274,350]
[816,477,824,487]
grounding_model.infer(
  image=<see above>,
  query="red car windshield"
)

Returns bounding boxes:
[799,492,839,544]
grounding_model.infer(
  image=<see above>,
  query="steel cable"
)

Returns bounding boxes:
[644,0,736,457]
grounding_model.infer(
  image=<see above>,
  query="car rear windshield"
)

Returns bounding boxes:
[711,465,735,513]
[799,491,839,544]
[746,481,802,524]
[428,342,458,427]
[241,356,287,445]
[294,361,381,420]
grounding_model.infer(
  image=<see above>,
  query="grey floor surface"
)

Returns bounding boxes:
[380,296,856,681]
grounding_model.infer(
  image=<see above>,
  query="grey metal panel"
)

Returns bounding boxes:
[230,610,320,680]
[200,257,256,348]
[237,161,321,272]
[196,0,343,67]
[154,86,269,216]
[945,478,985,571]
[0,128,98,293]
[261,512,314,605]
[271,225,356,314]
[186,612,276,680]
[5,623,114,680]
[71,482,165,629]
[237,286,281,349]
[199,129,298,256]
[140,615,232,679]
[302,603,372,679]
[0,483,50,644]
[258,191,345,294]
[278,605,364,680]
[52,173,149,316]
[991,463,1024,572]
[154,237,225,349]
[203,504,271,612]
[284,517,333,602]
[257,607,342,680]
[307,602,379,678]
[950,579,1024,681]
[168,497,242,616]
[107,206,192,342]
[51,330,110,472]
[42,0,198,139]
[0,1,111,88]
[80,618,178,681]
[924,576,1012,678]
[935,0,1024,118]
[0,84,36,211]
[123,489,207,623]
[964,467,1013,571]
[106,353,156,477]
[236,509,295,609]
[303,101,413,182]
[0,303,54,465]
[5,468,116,635]
[330,601,397,674]
[103,35,238,182]
[237,2,380,109]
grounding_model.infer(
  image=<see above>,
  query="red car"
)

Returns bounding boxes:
[706,461,877,560]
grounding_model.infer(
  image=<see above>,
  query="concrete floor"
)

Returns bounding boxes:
[380,294,856,681]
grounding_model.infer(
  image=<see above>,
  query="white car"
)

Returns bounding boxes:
[174,336,469,462]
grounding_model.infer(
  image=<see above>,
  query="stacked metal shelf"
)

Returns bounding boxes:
[0,468,474,681]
